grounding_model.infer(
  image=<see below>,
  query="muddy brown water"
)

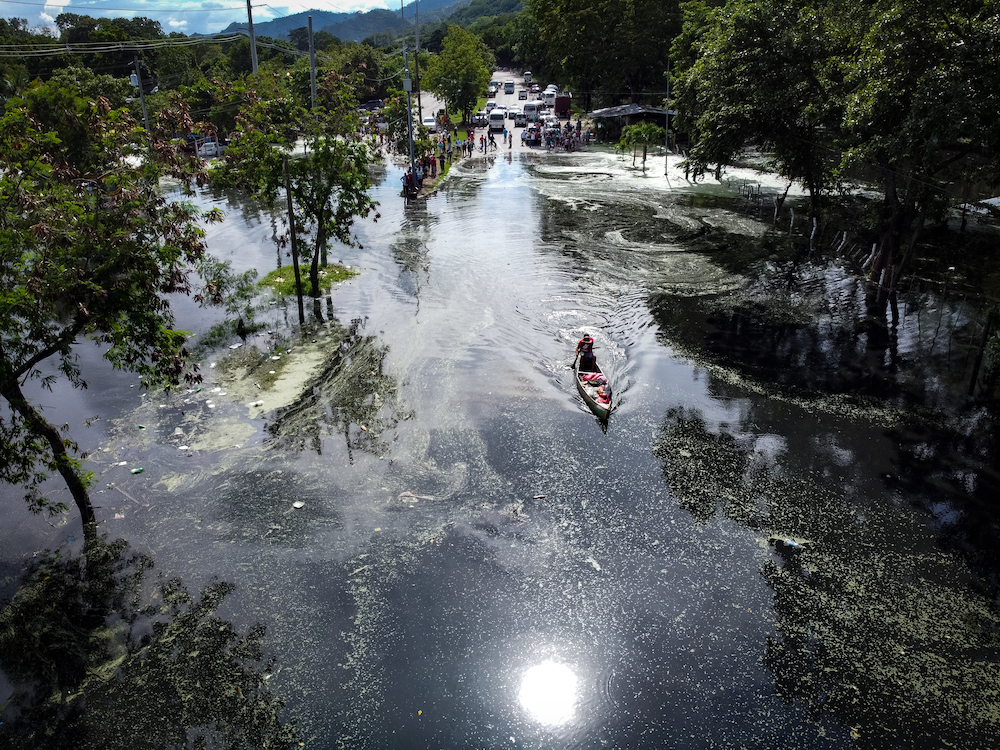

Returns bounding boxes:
[2,150,999,749]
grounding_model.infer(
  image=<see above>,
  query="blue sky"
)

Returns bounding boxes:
[0,0,392,36]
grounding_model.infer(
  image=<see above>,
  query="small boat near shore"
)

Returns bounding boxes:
[575,360,613,420]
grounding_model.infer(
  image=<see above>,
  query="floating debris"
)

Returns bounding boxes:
[533,494,546,499]
[178,445,190,451]
[229,343,243,350]
[130,468,144,475]
[292,501,305,509]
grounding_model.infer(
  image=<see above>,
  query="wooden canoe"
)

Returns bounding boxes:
[575,360,612,420]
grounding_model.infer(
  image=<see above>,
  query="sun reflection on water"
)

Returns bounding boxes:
[518,661,578,726]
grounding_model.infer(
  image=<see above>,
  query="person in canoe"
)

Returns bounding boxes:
[575,334,597,372]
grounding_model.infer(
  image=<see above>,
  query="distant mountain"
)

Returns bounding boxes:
[223,0,475,42]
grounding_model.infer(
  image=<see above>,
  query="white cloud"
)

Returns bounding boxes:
[168,19,189,29]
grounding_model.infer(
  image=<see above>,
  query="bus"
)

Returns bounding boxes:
[504,80,515,94]
[523,101,545,122]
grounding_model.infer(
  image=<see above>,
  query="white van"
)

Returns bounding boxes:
[489,110,506,131]
[542,90,556,107]
[504,80,515,94]
[523,71,532,83]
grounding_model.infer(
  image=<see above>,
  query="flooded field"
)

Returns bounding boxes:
[2,149,999,749]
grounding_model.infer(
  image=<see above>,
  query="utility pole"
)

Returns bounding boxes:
[132,54,150,133]
[401,0,416,177]
[414,0,422,121]
[664,57,670,175]
[246,0,258,73]
[308,15,317,110]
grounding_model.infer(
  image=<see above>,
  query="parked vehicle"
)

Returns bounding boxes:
[197,139,223,158]
[523,101,545,121]
[489,110,506,131]
[422,116,437,133]
[554,92,572,119]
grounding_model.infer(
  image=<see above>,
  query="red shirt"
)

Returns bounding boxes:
[576,338,594,355]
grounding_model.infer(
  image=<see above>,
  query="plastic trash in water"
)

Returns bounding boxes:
[130,468,144,475]
[137,424,146,429]
[229,343,243,349]
[250,400,264,407]
[292,501,305,509]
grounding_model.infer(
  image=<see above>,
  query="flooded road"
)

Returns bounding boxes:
[2,149,999,749]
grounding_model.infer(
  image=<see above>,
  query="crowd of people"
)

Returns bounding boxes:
[397,116,591,197]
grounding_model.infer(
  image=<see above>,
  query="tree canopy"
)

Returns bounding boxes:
[424,25,495,123]
[673,0,1000,293]
[0,80,218,524]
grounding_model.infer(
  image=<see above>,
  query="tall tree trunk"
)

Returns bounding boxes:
[284,156,305,326]
[311,205,326,300]
[2,380,96,525]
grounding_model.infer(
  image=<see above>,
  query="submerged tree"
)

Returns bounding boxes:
[0,535,298,749]
[618,121,666,172]
[673,0,1000,295]
[212,72,379,322]
[0,80,220,526]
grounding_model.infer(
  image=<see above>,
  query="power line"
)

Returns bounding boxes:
[0,34,246,56]
[0,0,258,11]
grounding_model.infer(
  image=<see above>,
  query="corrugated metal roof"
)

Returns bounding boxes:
[588,103,676,118]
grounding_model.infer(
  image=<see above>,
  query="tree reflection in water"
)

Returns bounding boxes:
[0,536,297,750]
[267,317,411,461]
[654,408,1000,748]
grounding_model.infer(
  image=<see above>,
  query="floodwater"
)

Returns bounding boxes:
[2,149,1000,749]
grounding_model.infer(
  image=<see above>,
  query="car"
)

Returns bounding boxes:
[530,84,540,93]
[514,111,527,127]
[507,106,521,120]
[485,101,498,113]
[197,139,223,157]
[473,110,489,127]
[422,117,437,133]
[518,89,527,100]
[359,99,383,111]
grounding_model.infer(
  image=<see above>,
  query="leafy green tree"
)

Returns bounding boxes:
[619,121,666,171]
[673,0,1000,295]
[424,25,495,123]
[526,0,680,109]
[672,0,842,209]
[336,44,392,101]
[212,74,380,319]
[0,81,219,525]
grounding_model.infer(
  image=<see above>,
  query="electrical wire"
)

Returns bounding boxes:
[0,34,246,56]
[0,0,258,10]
